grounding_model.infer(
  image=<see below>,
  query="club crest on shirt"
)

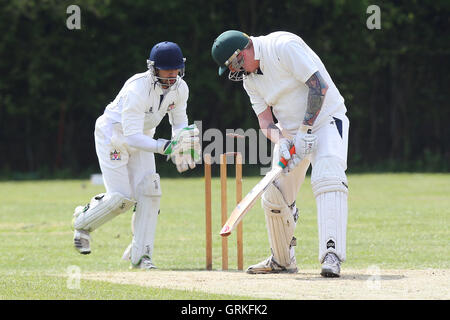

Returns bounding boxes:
[167,102,175,111]
[110,149,121,160]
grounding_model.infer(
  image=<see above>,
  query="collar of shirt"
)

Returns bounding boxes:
[250,36,264,74]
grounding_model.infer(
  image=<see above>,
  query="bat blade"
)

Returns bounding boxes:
[219,166,283,237]
[220,145,295,237]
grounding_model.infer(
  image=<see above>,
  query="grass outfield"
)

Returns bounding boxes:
[0,173,448,299]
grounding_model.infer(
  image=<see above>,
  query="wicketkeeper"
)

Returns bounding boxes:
[72,41,201,269]
[212,30,349,277]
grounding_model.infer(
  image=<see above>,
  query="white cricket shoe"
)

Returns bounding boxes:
[321,253,341,277]
[246,255,298,274]
[131,256,157,270]
[73,229,91,254]
[72,205,91,254]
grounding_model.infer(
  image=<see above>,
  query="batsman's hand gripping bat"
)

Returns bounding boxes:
[220,145,295,237]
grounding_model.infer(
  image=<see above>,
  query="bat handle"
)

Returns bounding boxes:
[278,145,296,169]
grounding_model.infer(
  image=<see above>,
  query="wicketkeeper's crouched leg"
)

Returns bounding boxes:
[126,172,162,269]
[72,192,135,254]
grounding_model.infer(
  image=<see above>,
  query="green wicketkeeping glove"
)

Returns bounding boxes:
[163,124,201,172]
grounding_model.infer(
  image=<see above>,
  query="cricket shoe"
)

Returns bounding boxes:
[131,256,157,270]
[246,255,298,274]
[320,253,341,278]
[73,229,91,254]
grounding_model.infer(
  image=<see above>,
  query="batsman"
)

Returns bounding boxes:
[72,41,200,269]
[212,30,349,277]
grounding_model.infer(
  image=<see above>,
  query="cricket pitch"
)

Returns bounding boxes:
[81,268,449,300]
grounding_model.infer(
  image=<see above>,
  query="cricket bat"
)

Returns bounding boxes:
[220,146,295,237]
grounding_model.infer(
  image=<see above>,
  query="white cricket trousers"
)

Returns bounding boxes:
[273,112,349,262]
[94,114,157,200]
[273,113,349,205]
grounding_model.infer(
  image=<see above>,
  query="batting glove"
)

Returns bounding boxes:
[293,126,317,161]
[279,138,301,174]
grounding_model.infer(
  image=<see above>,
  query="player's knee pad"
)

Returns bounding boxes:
[131,172,161,266]
[311,157,348,262]
[261,183,297,267]
[73,192,134,232]
[311,157,348,197]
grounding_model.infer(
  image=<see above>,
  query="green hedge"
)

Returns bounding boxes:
[0,0,448,178]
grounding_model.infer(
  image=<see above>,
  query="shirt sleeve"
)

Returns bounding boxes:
[121,90,146,137]
[277,40,318,84]
[243,80,267,116]
[124,133,160,153]
[169,80,189,133]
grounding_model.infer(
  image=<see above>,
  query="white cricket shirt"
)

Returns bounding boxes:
[243,31,346,135]
[104,70,189,137]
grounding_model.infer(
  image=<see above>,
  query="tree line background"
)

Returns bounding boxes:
[0,0,448,179]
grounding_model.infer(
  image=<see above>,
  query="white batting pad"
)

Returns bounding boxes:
[311,156,348,195]
[261,183,296,267]
[311,157,348,262]
[73,192,134,232]
[130,173,162,266]
[121,212,136,261]
[122,243,132,261]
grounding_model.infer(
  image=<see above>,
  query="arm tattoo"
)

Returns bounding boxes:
[303,71,328,127]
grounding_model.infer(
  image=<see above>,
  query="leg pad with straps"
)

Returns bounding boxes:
[73,192,134,232]
[311,157,348,263]
[131,173,162,266]
[262,183,297,267]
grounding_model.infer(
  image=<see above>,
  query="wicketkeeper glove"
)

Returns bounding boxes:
[163,124,201,173]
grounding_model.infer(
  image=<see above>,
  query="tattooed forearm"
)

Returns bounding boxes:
[303,71,328,127]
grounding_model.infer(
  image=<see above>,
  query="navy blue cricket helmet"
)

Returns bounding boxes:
[149,41,185,70]
[147,41,186,89]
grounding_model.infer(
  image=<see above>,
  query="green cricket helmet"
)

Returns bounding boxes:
[211,30,250,80]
